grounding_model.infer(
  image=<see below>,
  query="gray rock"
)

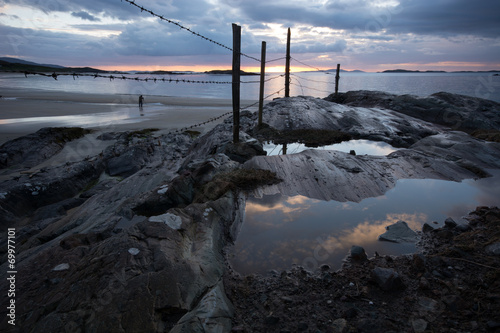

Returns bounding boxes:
[379,221,418,243]
[350,245,368,262]
[0,127,90,169]
[485,242,500,256]
[52,263,70,271]
[444,217,458,228]
[371,267,405,291]
[412,319,428,333]
[327,90,500,132]
[105,145,151,178]
[171,282,234,333]
[418,297,440,312]
[331,318,347,333]
[422,223,435,233]
[455,224,471,232]
[222,141,266,163]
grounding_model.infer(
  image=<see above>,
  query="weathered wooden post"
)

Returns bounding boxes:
[258,41,266,128]
[285,28,291,98]
[335,63,340,96]
[232,23,241,143]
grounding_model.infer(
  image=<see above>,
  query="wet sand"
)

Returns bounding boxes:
[0,87,256,145]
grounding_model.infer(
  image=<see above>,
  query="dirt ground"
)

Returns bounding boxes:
[224,206,500,332]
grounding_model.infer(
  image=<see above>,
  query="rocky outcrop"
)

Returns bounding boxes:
[0,126,250,332]
[243,135,500,202]
[0,91,499,332]
[0,127,90,170]
[260,96,440,148]
[326,90,500,132]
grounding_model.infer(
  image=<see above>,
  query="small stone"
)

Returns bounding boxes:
[485,242,500,256]
[455,224,471,232]
[419,277,430,290]
[418,297,439,312]
[128,248,140,256]
[371,267,405,291]
[149,213,182,230]
[350,245,368,261]
[412,253,426,272]
[52,263,70,271]
[330,318,347,333]
[412,319,428,332]
[320,264,331,271]
[444,217,457,228]
[349,150,356,156]
[422,223,434,233]
[157,185,168,194]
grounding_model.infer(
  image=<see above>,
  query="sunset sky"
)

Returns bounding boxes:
[1,0,499,72]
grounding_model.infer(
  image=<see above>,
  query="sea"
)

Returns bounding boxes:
[1,71,499,103]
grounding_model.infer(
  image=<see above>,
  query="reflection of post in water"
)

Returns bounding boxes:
[139,106,144,116]
[282,143,287,155]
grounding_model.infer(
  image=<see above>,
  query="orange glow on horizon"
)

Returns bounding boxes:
[95,64,332,73]
[82,61,499,74]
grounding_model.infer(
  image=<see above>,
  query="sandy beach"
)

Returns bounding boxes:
[0,86,256,145]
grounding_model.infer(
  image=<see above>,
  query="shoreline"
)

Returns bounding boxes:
[0,87,256,145]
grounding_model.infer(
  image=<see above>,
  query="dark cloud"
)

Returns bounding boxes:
[0,0,498,70]
[71,11,100,22]
[0,24,108,63]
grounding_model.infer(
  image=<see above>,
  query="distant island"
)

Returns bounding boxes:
[204,70,259,76]
[381,68,500,73]
[0,57,110,74]
[322,69,365,73]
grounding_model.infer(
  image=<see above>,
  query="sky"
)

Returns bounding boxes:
[0,0,499,72]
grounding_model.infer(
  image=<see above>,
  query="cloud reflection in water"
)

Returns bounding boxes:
[230,170,500,275]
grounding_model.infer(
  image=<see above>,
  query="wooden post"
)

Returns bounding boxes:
[285,28,291,98]
[232,23,241,144]
[335,63,340,96]
[258,41,266,128]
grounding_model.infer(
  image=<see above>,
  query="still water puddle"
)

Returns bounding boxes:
[229,169,500,275]
[264,139,397,156]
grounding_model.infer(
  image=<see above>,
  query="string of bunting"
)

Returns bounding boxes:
[122,0,261,63]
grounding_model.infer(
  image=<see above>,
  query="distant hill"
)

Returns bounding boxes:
[0,57,107,73]
[204,69,259,76]
[323,68,365,73]
[382,69,446,73]
[381,69,500,73]
[0,57,65,68]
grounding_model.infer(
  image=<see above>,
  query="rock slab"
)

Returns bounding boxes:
[379,220,418,243]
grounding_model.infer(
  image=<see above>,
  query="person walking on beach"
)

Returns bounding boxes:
[139,95,144,107]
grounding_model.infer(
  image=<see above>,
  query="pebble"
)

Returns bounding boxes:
[128,248,140,255]
[52,263,70,271]
[412,318,428,332]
